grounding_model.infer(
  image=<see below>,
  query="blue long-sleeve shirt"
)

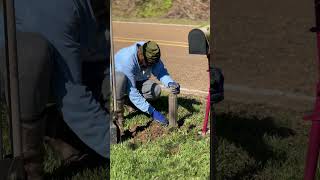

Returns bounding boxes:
[115,42,175,114]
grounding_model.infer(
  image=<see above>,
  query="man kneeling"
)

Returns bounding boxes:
[114,41,180,135]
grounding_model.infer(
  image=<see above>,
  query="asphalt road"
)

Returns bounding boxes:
[113,3,318,112]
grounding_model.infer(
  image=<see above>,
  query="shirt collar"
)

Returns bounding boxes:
[134,43,142,70]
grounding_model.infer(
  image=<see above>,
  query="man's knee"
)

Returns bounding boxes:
[17,32,53,71]
[141,80,161,100]
[152,83,161,99]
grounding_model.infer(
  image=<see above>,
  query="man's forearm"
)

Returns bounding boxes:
[129,88,154,114]
[159,75,174,87]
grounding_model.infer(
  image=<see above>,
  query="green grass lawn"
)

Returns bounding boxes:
[110,92,320,180]
[214,100,312,180]
[111,93,210,179]
[1,93,320,179]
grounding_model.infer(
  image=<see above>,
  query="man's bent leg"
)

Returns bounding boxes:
[45,60,110,164]
[0,32,53,180]
[140,79,161,100]
[101,68,119,144]
[19,32,52,180]
[114,72,128,136]
[21,116,45,180]
[43,105,86,166]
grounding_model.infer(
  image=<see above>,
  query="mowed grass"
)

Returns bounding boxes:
[214,100,315,180]
[2,92,320,179]
[110,92,210,179]
[111,92,320,180]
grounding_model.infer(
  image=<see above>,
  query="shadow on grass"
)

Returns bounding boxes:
[44,157,109,180]
[150,96,201,127]
[216,112,296,179]
[122,96,202,140]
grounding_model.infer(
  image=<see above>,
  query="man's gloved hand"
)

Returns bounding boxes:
[152,110,168,126]
[168,82,180,94]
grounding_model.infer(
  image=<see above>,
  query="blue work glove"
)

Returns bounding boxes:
[152,110,168,126]
[168,82,180,94]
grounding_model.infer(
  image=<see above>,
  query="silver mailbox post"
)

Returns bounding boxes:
[0,0,25,179]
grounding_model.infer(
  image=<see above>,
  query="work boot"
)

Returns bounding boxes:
[124,98,138,114]
[42,106,89,166]
[44,137,88,166]
[115,100,125,136]
[22,117,45,180]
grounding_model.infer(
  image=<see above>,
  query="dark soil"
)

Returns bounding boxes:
[130,122,168,143]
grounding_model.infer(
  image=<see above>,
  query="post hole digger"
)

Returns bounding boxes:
[109,4,120,144]
[0,0,25,179]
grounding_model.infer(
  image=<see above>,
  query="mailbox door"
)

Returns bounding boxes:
[188,28,209,55]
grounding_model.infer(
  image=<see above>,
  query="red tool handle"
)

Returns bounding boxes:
[202,54,212,136]
[304,121,320,180]
[304,0,320,179]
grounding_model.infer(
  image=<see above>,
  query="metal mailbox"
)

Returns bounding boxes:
[188,25,210,55]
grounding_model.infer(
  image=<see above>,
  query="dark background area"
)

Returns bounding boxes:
[213,0,317,96]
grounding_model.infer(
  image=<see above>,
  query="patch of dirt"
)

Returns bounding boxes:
[131,122,168,143]
[165,0,209,20]
[112,0,209,20]
[112,0,139,17]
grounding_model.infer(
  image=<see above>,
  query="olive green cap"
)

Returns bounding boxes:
[142,41,161,64]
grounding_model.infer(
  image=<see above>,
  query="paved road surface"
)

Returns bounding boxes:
[113,1,318,112]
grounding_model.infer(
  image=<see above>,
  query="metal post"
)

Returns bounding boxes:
[1,0,26,179]
[3,0,22,158]
[168,93,178,127]
[109,0,117,113]
[109,2,120,143]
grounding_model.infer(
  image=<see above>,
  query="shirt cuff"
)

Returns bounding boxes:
[160,76,174,88]
[148,106,155,115]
